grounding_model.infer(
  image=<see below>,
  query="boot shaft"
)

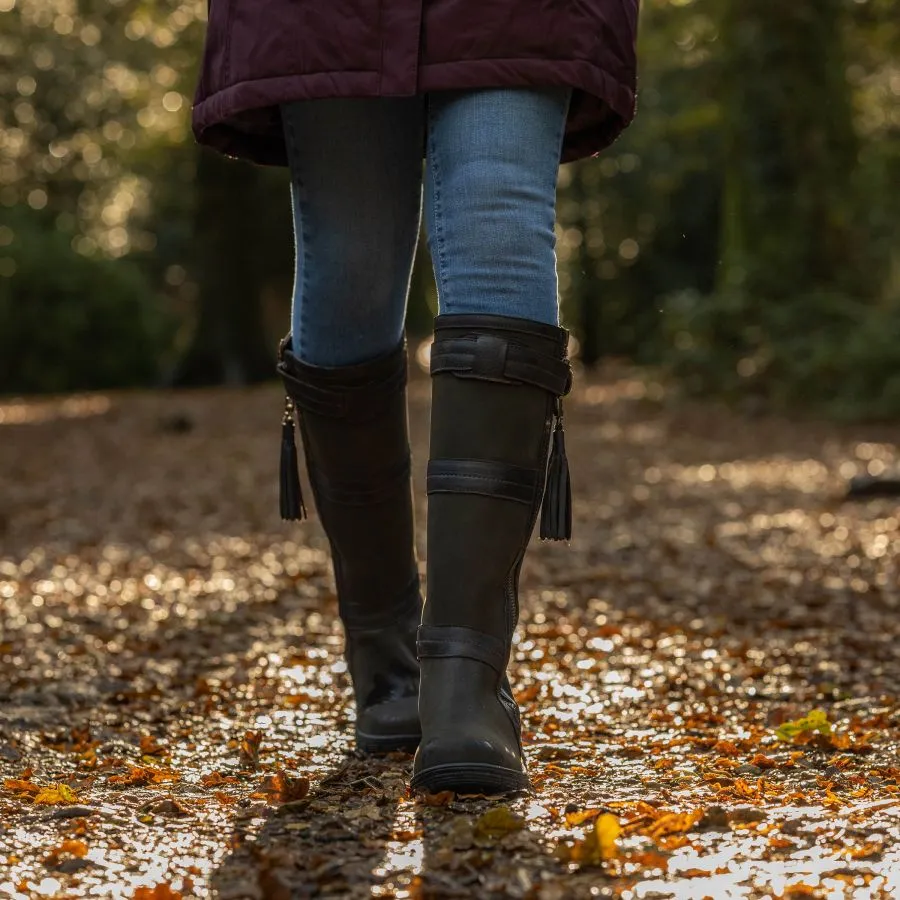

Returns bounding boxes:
[277,338,421,628]
[425,315,572,637]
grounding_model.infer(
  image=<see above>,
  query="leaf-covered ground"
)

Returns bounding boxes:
[1,361,899,899]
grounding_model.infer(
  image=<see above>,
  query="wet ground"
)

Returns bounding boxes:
[1,361,899,899]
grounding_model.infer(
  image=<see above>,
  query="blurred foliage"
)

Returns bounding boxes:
[558,0,900,418]
[0,0,898,415]
[0,208,170,393]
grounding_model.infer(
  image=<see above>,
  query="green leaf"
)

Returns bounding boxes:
[776,708,832,741]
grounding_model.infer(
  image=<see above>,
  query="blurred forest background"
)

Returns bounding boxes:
[1,0,898,418]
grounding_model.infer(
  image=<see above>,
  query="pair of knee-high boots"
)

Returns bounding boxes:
[277,315,572,794]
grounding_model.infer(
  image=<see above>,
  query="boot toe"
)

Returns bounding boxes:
[412,731,529,795]
[356,694,421,754]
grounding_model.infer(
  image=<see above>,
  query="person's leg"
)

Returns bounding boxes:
[413,88,573,794]
[424,87,569,325]
[284,97,424,366]
[277,97,427,753]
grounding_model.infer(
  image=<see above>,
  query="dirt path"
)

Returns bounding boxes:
[1,363,898,899]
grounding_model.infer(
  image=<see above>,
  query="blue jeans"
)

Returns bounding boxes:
[282,88,571,367]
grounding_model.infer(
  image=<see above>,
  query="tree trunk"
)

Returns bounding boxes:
[717,0,865,300]
[569,165,603,368]
[173,147,274,387]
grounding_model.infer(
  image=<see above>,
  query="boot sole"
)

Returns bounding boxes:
[411,763,530,796]
[356,729,421,755]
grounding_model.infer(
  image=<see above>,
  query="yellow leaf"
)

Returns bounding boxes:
[33,784,77,805]
[557,812,623,866]
[595,813,622,860]
[474,806,526,839]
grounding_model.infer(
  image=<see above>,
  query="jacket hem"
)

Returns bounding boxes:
[192,58,636,166]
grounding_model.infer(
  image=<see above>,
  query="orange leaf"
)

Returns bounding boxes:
[732,778,760,800]
[647,811,702,841]
[565,808,602,827]
[139,735,168,757]
[3,778,41,795]
[239,730,262,769]
[258,770,311,804]
[45,839,89,865]
[109,765,179,787]
[418,790,455,807]
[201,771,240,788]
[132,884,183,900]
[658,834,691,851]
[768,836,795,850]
[712,740,741,756]
[628,849,670,870]
[60,839,87,857]
[848,842,882,860]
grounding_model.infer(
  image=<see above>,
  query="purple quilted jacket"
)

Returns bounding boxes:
[192,0,639,166]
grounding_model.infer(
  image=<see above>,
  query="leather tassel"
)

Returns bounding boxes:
[280,397,306,521]
[540,404,572,541]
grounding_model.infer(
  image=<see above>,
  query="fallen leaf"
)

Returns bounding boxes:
[647,810,702,841]
[239,730,263,769]
[474,806,526,840]
[45,839,89,866]
[712,740,742,756]
[139,735,168,757]
[259,770,310,804]
[34,784,78,805]
[768,836,796,850]
[558,813,621,866]
[3,778,41,795]
[109,766,179,787]
[776,709,831,742]
[565,808,602,827]
[749,754,778,769]
[847,842,882,860]
[132,884,183,900]
[201,771,240,787]
[417,790,455,807]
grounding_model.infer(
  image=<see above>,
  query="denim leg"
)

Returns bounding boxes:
[282,98,425,366]
[424,88,571,327]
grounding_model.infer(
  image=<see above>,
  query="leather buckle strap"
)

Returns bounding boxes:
[430,334,572,397]
[416,625,508,674]
[312,455,412,506]
[427,459,540,505]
